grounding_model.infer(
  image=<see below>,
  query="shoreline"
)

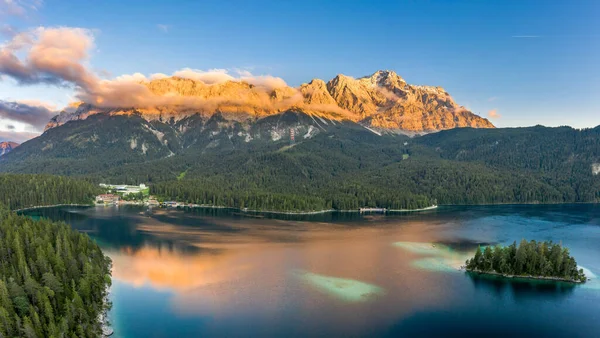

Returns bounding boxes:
[442,201,599,207]
[387,205,439,212]
[16,200,599,216]
[99,289,113,337]
[100,264,114,337]
[14,203,93,212]
[161,200,599,214]
[170,204,439,215]
[465,269,587,284]
[179,204,336,215]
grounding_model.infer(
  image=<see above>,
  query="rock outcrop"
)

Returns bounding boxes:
[0,142,19,156]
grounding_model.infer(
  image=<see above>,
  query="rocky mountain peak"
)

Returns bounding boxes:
[364,70,406,87]
[45,69,494,133]
[0,142,19,156]
[300,79,337,106]
[306,78,328,88]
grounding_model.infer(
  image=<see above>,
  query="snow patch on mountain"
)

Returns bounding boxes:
[130,138,137,150]
[593,163,600,175]
[363,126,382,136]
[309,115,326,131]
[0,142,19,156]
[271,130,282,141]
[304,126,317,139]
[143,124,165,142]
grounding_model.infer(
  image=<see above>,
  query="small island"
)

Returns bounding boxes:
[465,239,587,283]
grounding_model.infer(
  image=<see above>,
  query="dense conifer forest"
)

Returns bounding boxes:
[465,240,587,283]
[134,125,600,211]
[0,205,112,337]
[0,175,102,210]
[1,118,599,212]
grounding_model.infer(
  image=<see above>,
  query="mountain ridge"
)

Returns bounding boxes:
[45,70,494,133]
[1,114,598,213]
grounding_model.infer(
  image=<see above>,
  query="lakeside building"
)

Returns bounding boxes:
[100,183,147,196]
[359,207,387,213]
[148,196,160,206]
[96,194,120,204]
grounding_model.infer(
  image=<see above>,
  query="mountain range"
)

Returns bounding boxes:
[1,70,598,212]
[46,70,493,133]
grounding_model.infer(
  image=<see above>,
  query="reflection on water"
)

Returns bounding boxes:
[22,204,600,337]
[107,245,240,291]
[468,272,577,299]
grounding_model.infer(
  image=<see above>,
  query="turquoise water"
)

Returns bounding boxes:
[24,204,600,337]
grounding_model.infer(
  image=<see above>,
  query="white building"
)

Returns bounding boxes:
[101,183,148,196]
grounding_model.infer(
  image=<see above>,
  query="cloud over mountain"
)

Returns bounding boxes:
[0,26,291,111]
[0,129,38,143]
[0,99,56,129]
[1,25,493,140]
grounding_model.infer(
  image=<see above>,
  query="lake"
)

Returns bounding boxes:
[23,204,600,337]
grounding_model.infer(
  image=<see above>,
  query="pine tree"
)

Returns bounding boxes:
[483,246,494,272]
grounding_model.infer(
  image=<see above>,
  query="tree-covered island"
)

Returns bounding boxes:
[465,240,587,283]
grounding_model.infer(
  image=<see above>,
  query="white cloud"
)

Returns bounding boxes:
[150,72,169,80]
[0,26,97,88]
[488,109,501,119]
[234,68,253,77]
[241,75,287,90]
[113,72,148,83]
[172,68,235,84]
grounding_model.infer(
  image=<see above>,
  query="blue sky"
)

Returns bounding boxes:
[0,0,599,141]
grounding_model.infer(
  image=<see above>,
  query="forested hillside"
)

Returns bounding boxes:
[0,175,102,210]
[147,125,600,210]
[0,112,599,212]
[0,206,111,337]
[416,126,600,203]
